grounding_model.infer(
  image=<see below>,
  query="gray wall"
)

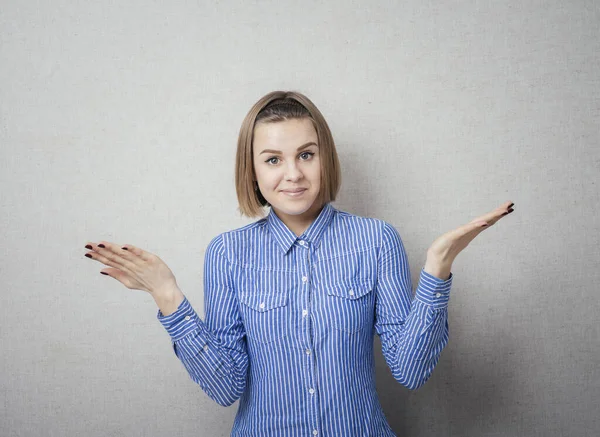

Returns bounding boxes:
[1,1,598,436]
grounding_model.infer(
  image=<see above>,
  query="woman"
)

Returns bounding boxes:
[84,91,514,436]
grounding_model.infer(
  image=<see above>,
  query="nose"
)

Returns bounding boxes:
[284,161,303,181]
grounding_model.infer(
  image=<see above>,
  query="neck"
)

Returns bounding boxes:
[273,201,325,237]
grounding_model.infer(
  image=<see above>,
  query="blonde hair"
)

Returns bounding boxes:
[235,91,342,218]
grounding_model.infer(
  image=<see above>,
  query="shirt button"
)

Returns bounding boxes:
[313,430,318,435]
[348,289,354,296]
[302,309,308,316]
[306,349,311,355]
[203,344,208,351]
[436,292,442,298]
[309,388,315,394]
[184,316,191,321]
[299,240,305,246]
[302,276,308,282]
[259,302,265,309]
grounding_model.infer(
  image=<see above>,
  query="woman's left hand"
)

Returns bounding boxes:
[427,201,515,265]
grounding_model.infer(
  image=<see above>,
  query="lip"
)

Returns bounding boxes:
[281,188,307,197]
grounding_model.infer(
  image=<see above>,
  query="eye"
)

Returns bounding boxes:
[300,151,315,160]
[265,151,314,165]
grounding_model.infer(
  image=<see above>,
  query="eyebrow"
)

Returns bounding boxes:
[259,142,318,155]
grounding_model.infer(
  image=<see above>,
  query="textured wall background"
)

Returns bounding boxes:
[1,1,598,436]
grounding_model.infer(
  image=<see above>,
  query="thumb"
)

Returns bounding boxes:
[99,267,136,289]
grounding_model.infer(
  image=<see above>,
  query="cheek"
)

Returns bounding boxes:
[257,170,280,188]
[308,163,321,182]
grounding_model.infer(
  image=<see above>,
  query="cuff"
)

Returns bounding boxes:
[157,295,205,342]
[415,268,453,309]
[157,297,222,367]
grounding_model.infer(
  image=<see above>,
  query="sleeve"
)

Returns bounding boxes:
[157,233,248,406]
[374,221,453,390]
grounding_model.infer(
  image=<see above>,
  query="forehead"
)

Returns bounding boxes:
[253,118,317,148]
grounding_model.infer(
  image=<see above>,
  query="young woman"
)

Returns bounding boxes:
[84,91,514,436]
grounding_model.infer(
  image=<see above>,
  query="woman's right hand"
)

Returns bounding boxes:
[84,241,179,298]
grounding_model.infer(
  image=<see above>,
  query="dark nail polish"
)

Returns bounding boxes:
[85,245,92,249]
[98,244,105,248]
[121,247,128,250]
[508,203,514,208]
[100,272,108,275]
[85,254,92,258]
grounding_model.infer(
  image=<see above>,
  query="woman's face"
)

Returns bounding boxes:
[252,117,321,220]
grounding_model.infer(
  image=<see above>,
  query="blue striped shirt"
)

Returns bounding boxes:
[157,202,453,436]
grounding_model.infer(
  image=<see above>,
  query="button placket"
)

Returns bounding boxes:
[299,238,319,437]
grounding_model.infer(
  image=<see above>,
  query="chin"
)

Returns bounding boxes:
[268,192,317,215]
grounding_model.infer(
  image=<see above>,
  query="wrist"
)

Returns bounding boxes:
[423,256,452,281]
[153,284,185,316]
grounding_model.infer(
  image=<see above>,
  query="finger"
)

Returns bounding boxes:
[96,241,146,266]
[479,208,516,229]
[87,241,139,274]
[84,247,134,274]
[97,267,139,290]
[470,202,515,227]
[450,221,488,240]
[118,243,153,262]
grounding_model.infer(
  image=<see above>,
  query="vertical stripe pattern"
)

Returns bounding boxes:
[157,202,453,436]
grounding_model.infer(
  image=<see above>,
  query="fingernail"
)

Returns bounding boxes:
[98,244,105,248]
[85,254,92,258]
[85,245,92,249]
[121,247,128,250]
[508,203,514,208]
[100,272,108,275]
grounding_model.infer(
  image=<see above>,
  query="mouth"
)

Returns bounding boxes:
[281,188,307,197]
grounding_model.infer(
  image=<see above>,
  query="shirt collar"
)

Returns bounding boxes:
[266,202,336,255]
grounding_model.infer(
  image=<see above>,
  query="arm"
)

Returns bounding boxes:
[157,234,248,406]
[375,222,453,390]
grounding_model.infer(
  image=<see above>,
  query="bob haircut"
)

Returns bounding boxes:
[235,91,342,218]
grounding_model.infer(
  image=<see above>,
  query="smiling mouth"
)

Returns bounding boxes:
[282,189,307,196]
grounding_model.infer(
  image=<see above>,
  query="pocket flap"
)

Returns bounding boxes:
[326,278,373,300]
[239,292,289,311]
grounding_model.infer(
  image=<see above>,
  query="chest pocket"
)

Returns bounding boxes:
[238,271,293,344]
[325,277,376,334]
